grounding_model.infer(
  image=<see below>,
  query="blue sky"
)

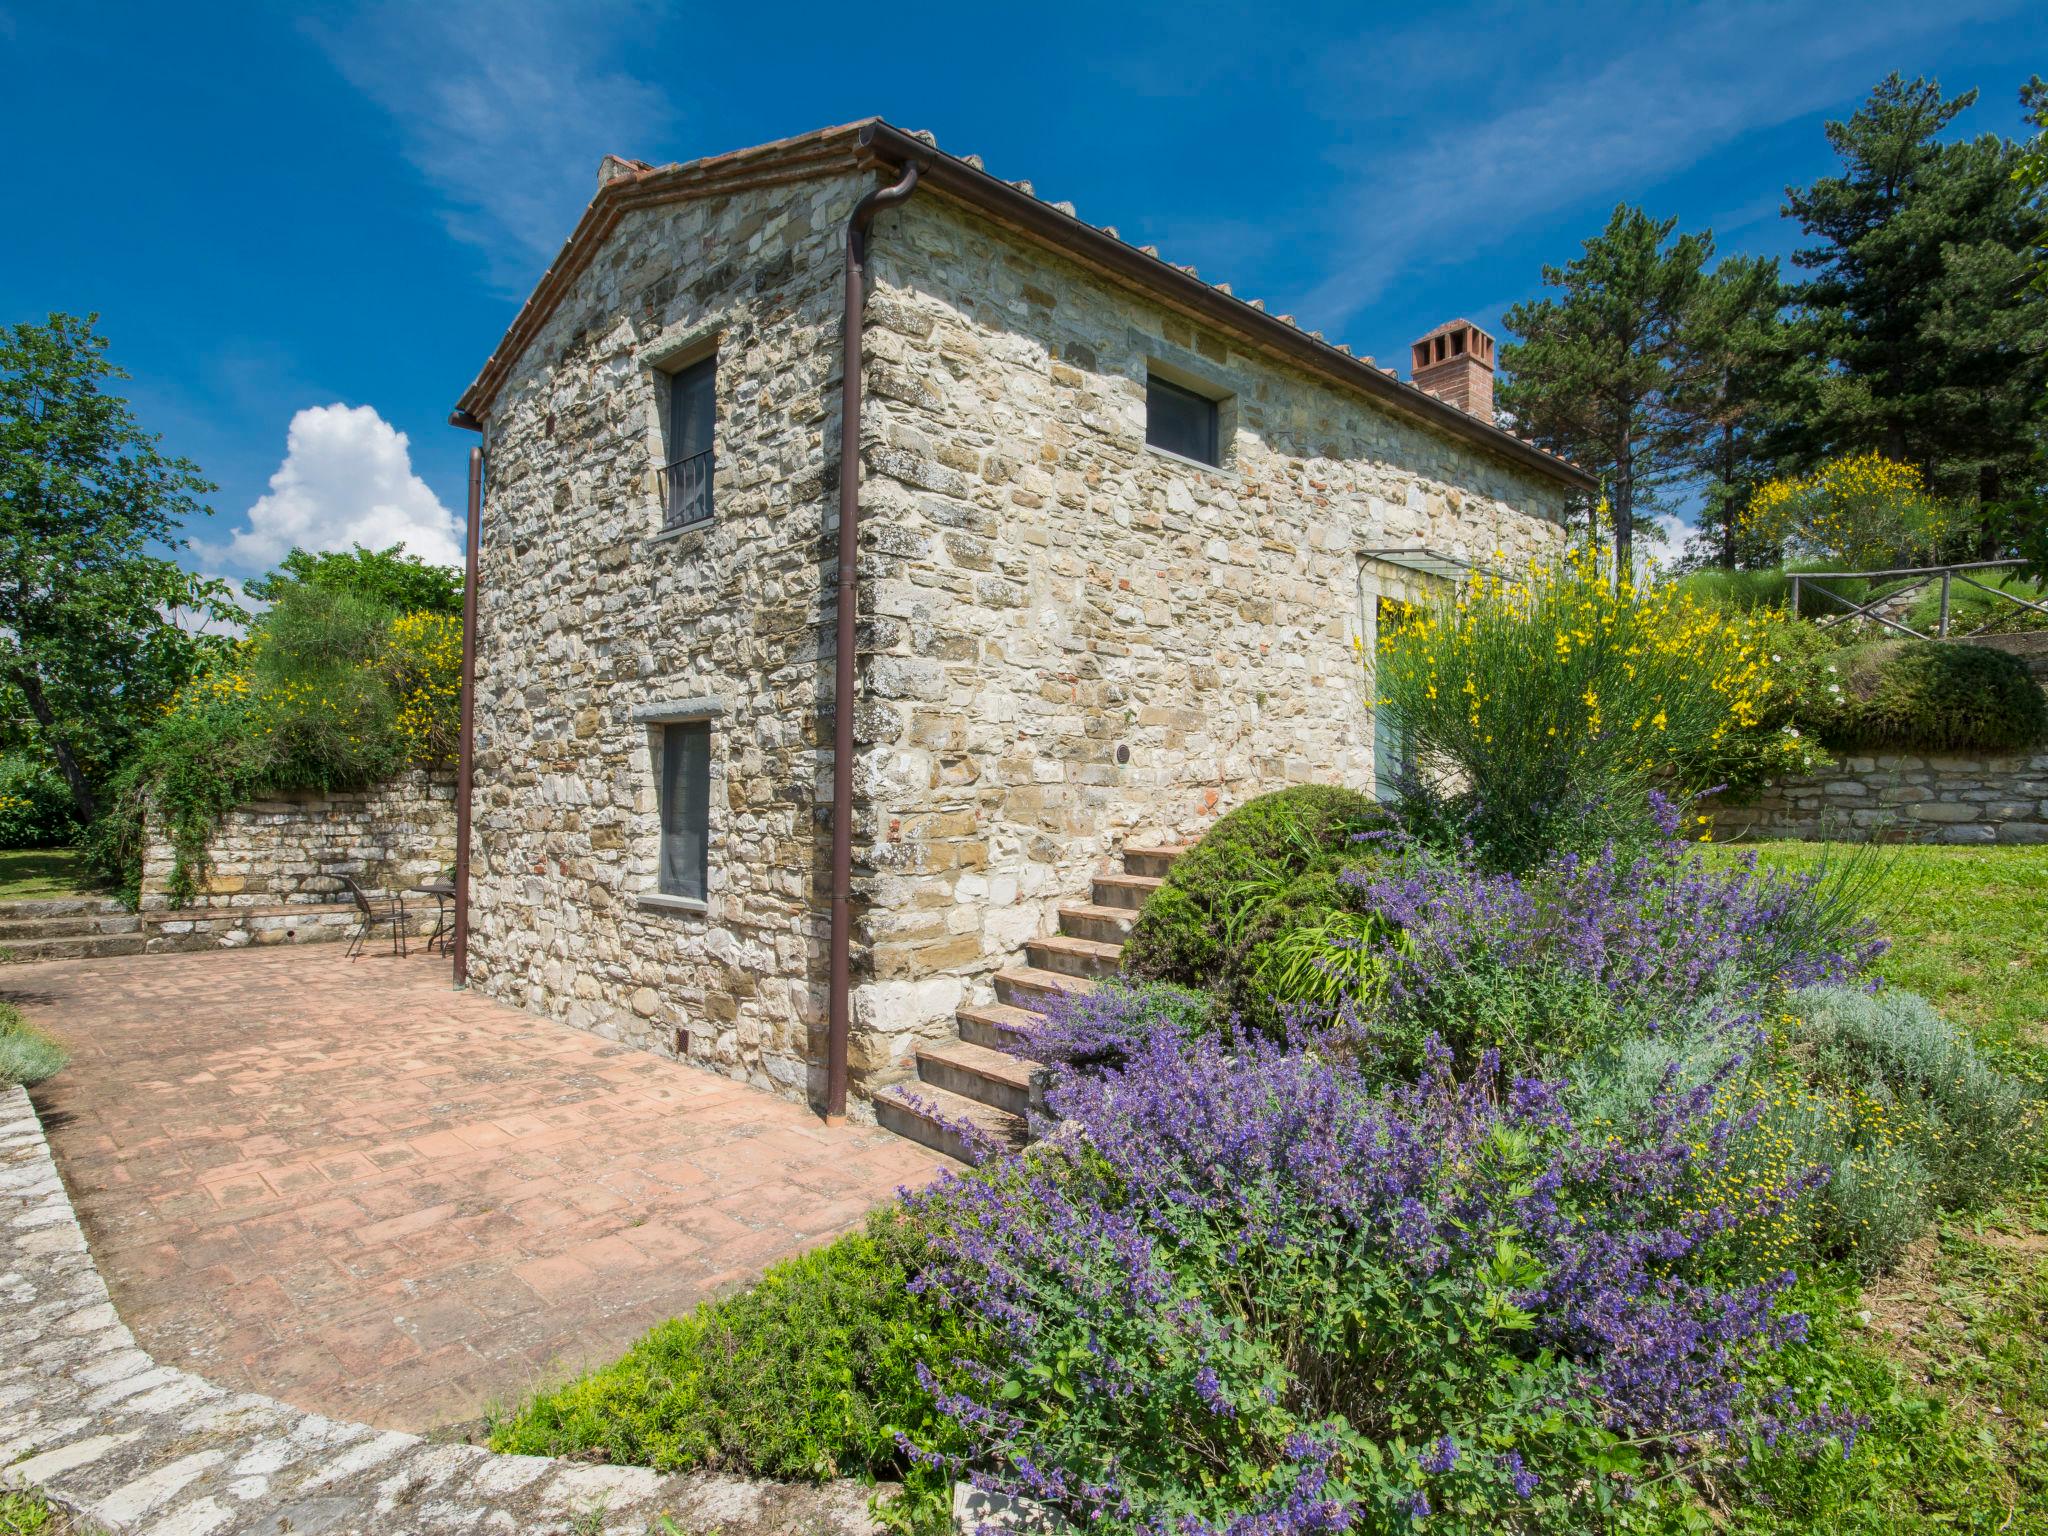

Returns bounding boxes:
[2,0,2042,586]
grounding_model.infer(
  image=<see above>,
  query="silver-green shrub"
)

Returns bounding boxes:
[1793,985,2036,1207]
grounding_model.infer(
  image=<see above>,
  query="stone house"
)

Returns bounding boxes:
[448,119,1591,1145]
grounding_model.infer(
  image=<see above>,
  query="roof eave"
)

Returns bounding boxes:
[854,121,1593,494]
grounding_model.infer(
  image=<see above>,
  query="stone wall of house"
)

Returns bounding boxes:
[463,171,1574,1115]
[139,773,456,948]
[846,195,1570,1087]
[1715,750,2048,844]
[464,171,869,1106]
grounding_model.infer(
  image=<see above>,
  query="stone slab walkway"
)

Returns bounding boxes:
[4,948,947,1431]
[1,1083,882,1535]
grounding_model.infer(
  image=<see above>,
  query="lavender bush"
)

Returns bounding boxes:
[1337,807,1885,1077]
[905,1023,1853,1534]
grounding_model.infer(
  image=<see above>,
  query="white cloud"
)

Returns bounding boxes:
[309,0,673,292]
[213,404,462,573]
[1297,0,2022,328]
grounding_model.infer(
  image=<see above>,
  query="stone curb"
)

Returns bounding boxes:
[0,1084,879,1535]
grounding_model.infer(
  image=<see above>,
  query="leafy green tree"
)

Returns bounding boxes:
[1673,254,1798,570]
[2018,76,2048,294]
[0,313,240,825]
[1783,75,2048,553]
[1499,206,1715,574]
[246,542,462,617]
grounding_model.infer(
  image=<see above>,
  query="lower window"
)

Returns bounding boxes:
[659,720,710,901]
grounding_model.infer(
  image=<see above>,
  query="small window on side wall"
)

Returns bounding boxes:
[658,720,710,901]
[663,353,716,530]
[1145,374,1221,466]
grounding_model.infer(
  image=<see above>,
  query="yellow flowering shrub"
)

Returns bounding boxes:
[1739,453,1955,568]
[386,612,464,768]
[98,591,464,905]
[1372,545,1819,866]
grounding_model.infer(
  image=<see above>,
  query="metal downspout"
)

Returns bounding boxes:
[449,426,483,987]
[827,157,922,1122]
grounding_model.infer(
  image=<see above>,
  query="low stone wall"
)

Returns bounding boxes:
[1715,749,2048,845]
[140,773,457,949]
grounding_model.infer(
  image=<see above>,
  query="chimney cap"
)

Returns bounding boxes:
[1413,317,1494,345]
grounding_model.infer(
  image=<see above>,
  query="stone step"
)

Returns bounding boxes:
[956,1001,1048,1052]
[1057,901,1137,944]
[0,912,141,940]
[1026,933,1123,980]
[873,1081,1026,1166]
[0,896,126,919]
[0,932,148,965]
[1092,871,1163,911]
[1123,844,1193,879]
[994,964,1095,1012]
[916,1039,1039,1117]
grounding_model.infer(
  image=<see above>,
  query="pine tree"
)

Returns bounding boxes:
[1784,74,2048,553]
[1673,254,1796,569]
[1499,206,1714,574]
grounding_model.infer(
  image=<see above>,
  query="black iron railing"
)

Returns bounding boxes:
[662,449,714,531]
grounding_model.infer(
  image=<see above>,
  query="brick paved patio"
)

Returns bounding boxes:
[4,947,948,1434]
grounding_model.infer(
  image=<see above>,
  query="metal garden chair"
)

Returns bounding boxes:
[341,874,409,961]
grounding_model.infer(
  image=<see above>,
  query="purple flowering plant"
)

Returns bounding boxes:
[903,1021,1853,1534]
[1334,799,1885,1079]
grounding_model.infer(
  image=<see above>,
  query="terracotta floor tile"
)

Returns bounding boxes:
[11,945,950,1432]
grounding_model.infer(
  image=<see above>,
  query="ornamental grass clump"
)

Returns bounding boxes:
[1373,546,1818,870]
[904,1024,1855,1534]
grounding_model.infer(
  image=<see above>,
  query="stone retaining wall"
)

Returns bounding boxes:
[1715,749,2048,844]
[137,773,456,952]
[142,773,456,913]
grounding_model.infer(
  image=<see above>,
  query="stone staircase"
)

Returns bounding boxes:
[874,842,1188,1162]
[0,899,144,965]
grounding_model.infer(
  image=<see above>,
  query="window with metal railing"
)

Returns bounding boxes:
[663,353,716,530]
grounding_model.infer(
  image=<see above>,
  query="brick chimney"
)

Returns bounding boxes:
[1410,319,1495,420]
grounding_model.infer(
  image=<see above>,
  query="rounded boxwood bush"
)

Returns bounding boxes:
[1119,784,1387,1029]
[1805,639,2046,752]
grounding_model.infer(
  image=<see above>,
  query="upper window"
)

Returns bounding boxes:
[658,720,711,901]
[1145,374,1221,467]
[663,354,716,530]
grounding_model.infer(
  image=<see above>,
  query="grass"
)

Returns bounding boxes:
[0,1000,68,1087]
[1712,841,2048,1533]
[0,1489,98,1535]
[0,849,91,903]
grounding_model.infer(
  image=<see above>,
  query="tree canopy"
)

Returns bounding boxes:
[1782,74,2048,550]
[1497,205,1716,573]
[0,313,241,823]
[246,542,463,617]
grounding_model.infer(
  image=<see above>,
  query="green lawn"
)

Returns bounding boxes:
[0,1489,96,1535]
[0,848,92,903]
[1728,842,2048,1532]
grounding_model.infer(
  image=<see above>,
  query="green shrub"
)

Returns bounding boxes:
[0,753,75,849]
[0,1001,68,1087]
[1801,639,2047,752]
[1119,785,1387,1030]
[490,1207,977,1520]
[1569,985,2037,1277]
[1904,569,2048,636]
[77,583,463,906]
[1793,985,2038,1208]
